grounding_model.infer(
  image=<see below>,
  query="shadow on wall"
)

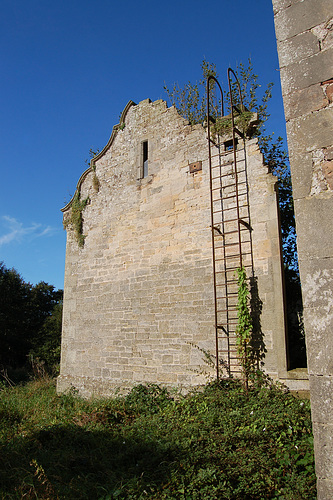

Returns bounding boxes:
[284,268,307,370]
[249,271,307,372]
[249,276,266,370]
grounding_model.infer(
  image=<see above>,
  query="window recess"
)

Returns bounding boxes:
[142,140,148,178]
[224,138,238,152]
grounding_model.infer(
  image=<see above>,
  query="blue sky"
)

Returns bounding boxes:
[0,0,284,291]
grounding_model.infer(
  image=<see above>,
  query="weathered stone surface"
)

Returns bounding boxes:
[316,478,333,500]
[312,18,333,51]
[287,151,313,200]
[294,198,333,260]
[286,106,333,156]
[288,145,333,200]
[309,375,333,423]
[274,0,333,41]
[325,145,333,161]
[277,31,320,67]
[300,260,333,376]
[280,48,333,94]
[312,422,333,478]
[272,0,301,15]
[324,81,333,102]
[283,83,328,121]
[310,149,333,194]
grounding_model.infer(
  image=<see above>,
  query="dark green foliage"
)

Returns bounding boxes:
[124,383,173,415]
[0,262,63,376]
[29,302,63,375]
[0,263,32,367]
[0,379,316,499]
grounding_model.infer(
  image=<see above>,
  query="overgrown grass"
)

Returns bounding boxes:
[0,378,316,499]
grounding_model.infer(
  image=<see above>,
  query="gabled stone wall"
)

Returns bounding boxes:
[57,98,294,397]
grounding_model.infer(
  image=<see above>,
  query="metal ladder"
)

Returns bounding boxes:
[207,69,254,379]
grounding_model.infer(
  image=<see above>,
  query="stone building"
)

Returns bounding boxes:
[273,0,333,497]
[57,97,306,397]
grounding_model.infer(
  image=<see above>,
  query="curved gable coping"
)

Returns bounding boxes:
[61,100,137,213]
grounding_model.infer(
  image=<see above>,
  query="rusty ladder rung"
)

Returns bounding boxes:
[215,251,252,262]
[211,178,247,188]
[210,147,245,157]
[213,205,249,215]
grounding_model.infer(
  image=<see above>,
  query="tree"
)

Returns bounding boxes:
[0,263,31,366]
[0,262,63,373]
[28,282,63,373]
[29,301,63,374]
[164,61,220,125]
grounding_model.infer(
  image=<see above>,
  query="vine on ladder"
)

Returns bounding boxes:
[236,267,253,389]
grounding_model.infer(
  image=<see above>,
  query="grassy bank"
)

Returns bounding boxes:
[0,378,316,499]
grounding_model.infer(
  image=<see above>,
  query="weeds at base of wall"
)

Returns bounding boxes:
[0,377,316,499]
[185,342,216,382]
[192,268,256,389]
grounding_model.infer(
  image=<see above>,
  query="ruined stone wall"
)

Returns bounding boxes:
[272,1,333,497]
[58,98,289,397]
[58,100,215,396]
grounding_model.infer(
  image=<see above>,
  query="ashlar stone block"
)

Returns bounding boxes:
[283,83,328,121]
[274,0,333,41]
[280,48,333,94]
[312,422,333,479]
[277,31,320,67]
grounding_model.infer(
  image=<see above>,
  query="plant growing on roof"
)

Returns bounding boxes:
[210,109,254,139]
[164,60,220,125]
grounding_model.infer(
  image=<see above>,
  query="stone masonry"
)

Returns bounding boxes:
[57,98,301,398]
[272,0,333,497]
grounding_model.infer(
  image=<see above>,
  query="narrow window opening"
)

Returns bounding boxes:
[224,139,238,152]
[142,140,148,178]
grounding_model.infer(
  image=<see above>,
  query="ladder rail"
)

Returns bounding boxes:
[207,75,227,379]
[207,69,255,381]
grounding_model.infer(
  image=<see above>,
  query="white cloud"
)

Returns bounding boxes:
[0,216,56,246]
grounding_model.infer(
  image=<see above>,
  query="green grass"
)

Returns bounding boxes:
[0,377,316,499]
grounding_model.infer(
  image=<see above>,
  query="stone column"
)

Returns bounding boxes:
[272,1,333,497]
